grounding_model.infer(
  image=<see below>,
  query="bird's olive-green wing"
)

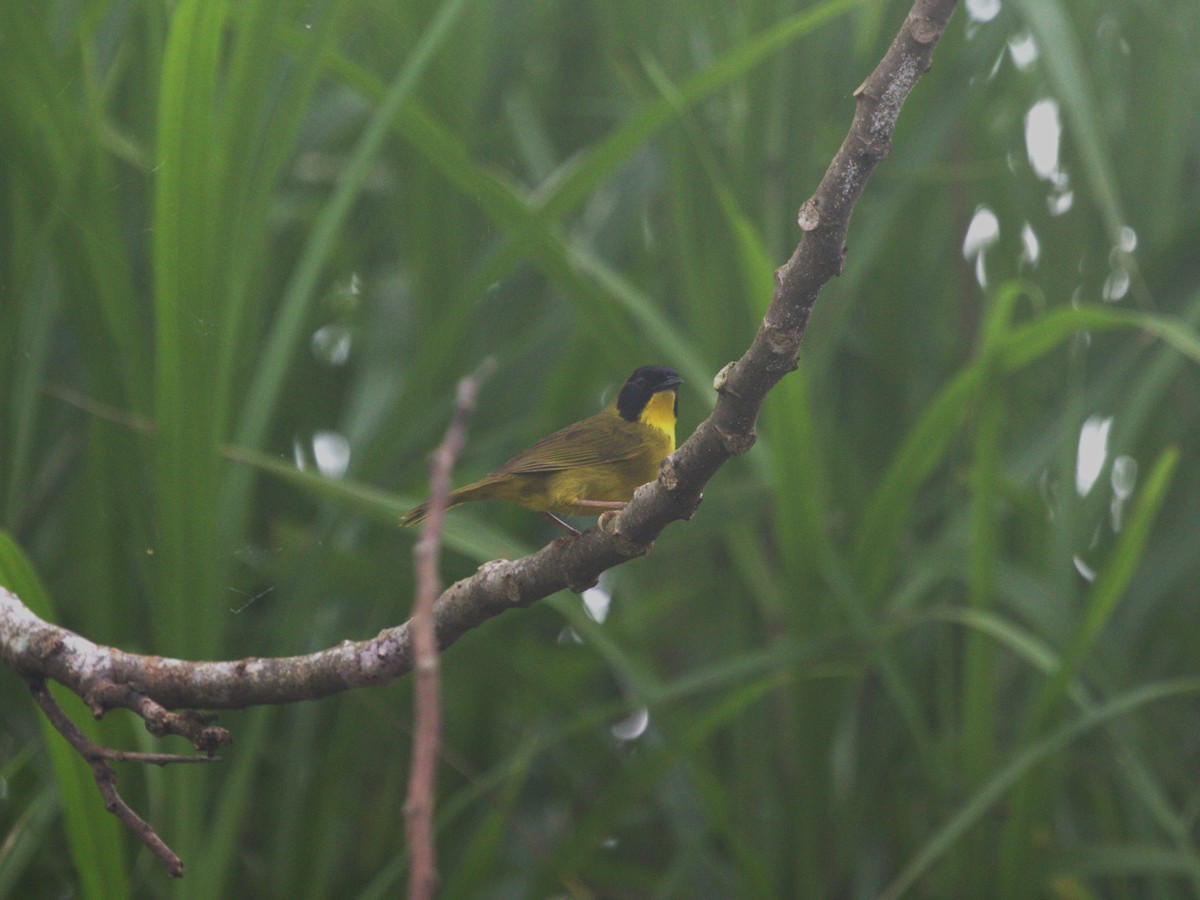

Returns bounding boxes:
[490,411,646,475]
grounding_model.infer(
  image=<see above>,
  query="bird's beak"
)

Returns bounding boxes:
[654,374,683,392]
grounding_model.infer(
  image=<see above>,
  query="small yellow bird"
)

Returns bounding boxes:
[401,365,683,534]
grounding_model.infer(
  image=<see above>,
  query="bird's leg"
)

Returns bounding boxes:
[542,512,581,536]
[544,502,625,537]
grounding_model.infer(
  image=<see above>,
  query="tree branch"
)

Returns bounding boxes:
[0,0,958,876]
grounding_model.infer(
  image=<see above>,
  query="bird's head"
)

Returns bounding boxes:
[616,365,683,425]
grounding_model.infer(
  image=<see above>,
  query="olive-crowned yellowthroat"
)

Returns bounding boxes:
[402,365,682,533]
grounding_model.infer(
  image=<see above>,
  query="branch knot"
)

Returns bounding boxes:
[658,455,680,491]
[763,324,801,368]
[797,197,821,231]
[711,362,738,396]
[477,560,522,604]
[908,14,944,44]
[716,426,757,457]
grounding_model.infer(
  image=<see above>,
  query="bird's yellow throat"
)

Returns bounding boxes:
[639,389,678,447]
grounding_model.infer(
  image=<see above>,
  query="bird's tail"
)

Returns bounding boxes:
[400,479,496,527]
[399,501,433,527]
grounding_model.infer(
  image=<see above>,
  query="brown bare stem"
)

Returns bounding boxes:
[405,365,485,900]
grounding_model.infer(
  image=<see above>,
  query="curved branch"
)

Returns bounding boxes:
[1,0,957,713]
[0,0,958,874]
[0,0,957,713]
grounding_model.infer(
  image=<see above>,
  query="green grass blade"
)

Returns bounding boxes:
[1030,447,1180,728]
[529,675,785,895]
[229,0,473,461]
[368,85,709,404]
[214,1,352,427]
[223,444,527,562]
[196,707,273,899]
[152,0,226,654]
[1011,0,1133,267]
[299,1,869,418]
[932,604,1200,890]
[0,785,58,897]
[1002,307,1200,370]
[1053,843,1200,882]
[538,0,868,219]
[152,2,231,887]
[0,534,129,898]
[852,363,986,597]
[220,0,476,558]
[565,246,714,394]
[879,677,1200,900]
[961,393,1003,785]
[999,448,1180,894]
[856,301,1200,603]
[3,256,57,526]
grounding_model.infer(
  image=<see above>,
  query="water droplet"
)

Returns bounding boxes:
[962,206,1000,259]
[1108,454,1137,533]
[963,206,999,289]
[292,436,307,471]
[1025,99,1061,181]
[1102,266,1130,302]
[1075,415,1112,497]
[965,0,1001,23]
[582,584,611,623]
[610,706,650,742]
[1111,455,1137,499]
[556,626,584,645]
[1039,469,1058,520]
[312,323,353,366]
[1118,226,1138,253]
[1047,187,1073,216]
[1020,222,1040,267]
[1072,555,1097,582]
[1008,32,1038,70]
[1109,497,1124,533]
[601,836,619,850]
[312,431,351,478]
[1094,14,1130,56]
[985,47,1005,80]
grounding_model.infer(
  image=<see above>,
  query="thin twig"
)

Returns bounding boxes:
[405,362,488,900]
[26,677,212,878]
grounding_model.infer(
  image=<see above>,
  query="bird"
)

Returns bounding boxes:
[401,365,683,534]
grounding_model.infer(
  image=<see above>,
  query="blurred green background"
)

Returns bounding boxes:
[2,0,1199,896]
